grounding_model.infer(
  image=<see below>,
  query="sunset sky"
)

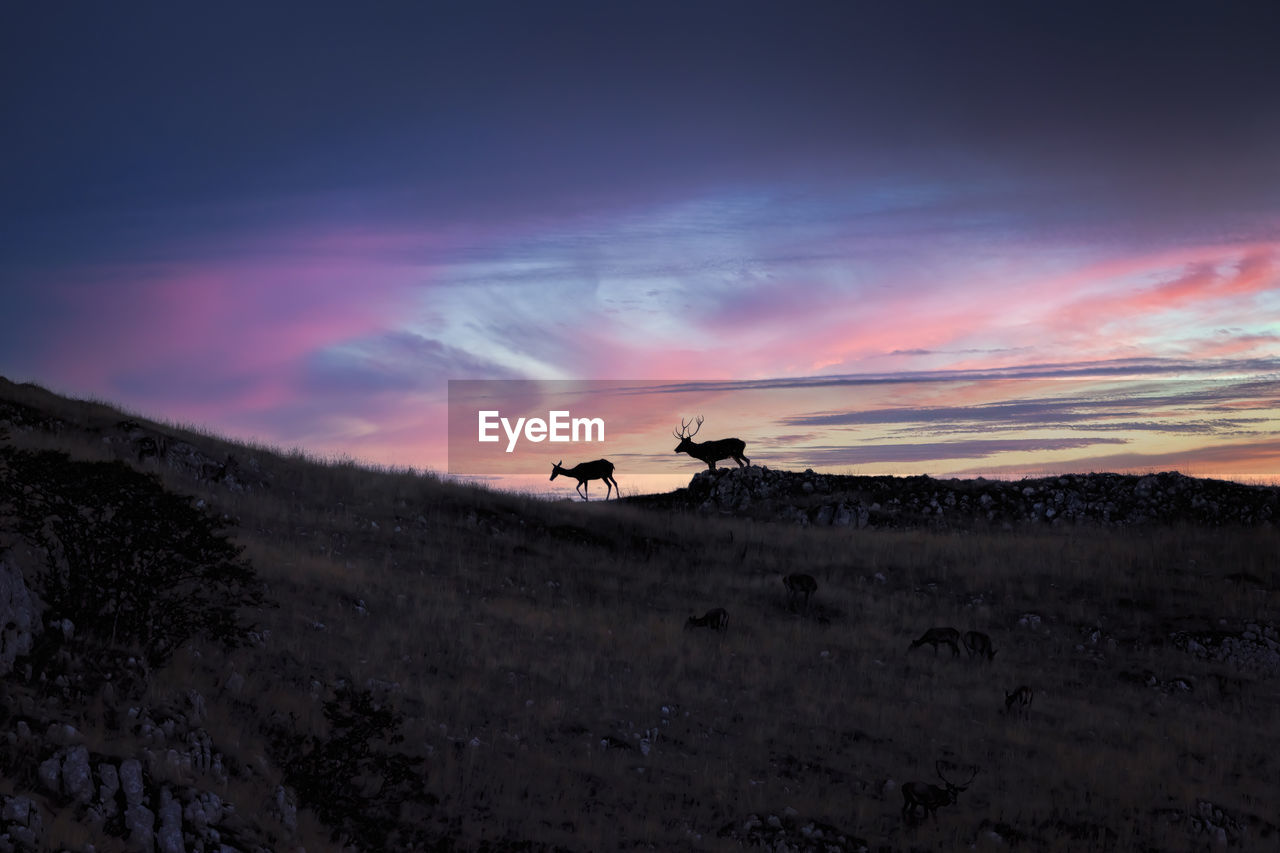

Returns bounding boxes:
[3,2,1278,485]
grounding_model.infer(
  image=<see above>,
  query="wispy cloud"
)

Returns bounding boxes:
[948,438,1280,481]
[786,437,1130,467]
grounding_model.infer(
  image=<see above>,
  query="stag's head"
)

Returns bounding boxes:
[673,415,704,453]
[549,460,564,481]
[936,760,977,798]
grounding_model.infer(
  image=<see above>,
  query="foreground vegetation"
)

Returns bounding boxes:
[2,378,1278,851]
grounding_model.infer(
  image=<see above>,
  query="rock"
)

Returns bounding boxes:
[663,467,1280,531]
[38,755,61,793]
[273,785,297,832]
[125,803,156,851]
[1,795,33,824]
[120,758,146,807]
[183,791,224,831]
[63,745,93,803]
[157,788,185,853]
[0,557,42,676]
[98,762,121,817]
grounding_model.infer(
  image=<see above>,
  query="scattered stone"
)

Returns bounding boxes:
[157,787,184,853]
[717,811,869,852]
[120,758,146,808]
[0,558,41,676]
[1172,625,1280,676]
[643,467,1280,530]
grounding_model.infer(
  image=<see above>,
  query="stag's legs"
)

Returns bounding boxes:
[605,475,617,499]
[733,453,749,467]
[576,482,589,501]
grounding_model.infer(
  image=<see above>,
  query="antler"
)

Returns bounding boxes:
[675,415,705,440]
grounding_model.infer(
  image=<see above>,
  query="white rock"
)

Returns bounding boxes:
[157,788,185,853]
[38,756,61,793]
[98,763,120,817]
[125,803,156,851]
[120,758,146,807]
[0,558,42,676]
[63,745,93,803]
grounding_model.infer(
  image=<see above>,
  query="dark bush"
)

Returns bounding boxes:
[0,446,263,667]
[277,684,432,850]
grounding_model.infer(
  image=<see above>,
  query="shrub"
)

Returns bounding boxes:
[276,684,432,850]
[0,446,263,667]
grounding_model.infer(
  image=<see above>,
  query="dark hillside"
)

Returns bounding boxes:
[2,377,1279,851]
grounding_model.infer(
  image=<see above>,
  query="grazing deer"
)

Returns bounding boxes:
[1004,685,1033,716]
[673,416,750,470]
[685,608,729,632]
[550,459,618,501]
[901,761,977,822]
[782,573,818,611]
[908,627,961,657]
[963,630,997,661]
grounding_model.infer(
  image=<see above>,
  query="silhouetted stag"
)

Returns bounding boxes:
[673,415,749,469]
[1004,685,1033,717]
[908,627,961,657]
[963,630,997,661]
[782,573,817,611]
[685,608,729,632]
[901,761,977,822]
[550,459,618,501]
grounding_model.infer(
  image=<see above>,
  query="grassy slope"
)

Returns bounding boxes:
[3,378,1279,851]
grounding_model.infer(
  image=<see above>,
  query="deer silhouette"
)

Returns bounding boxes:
[550,459,618,501]
[782,573,818,611]
[673,416,749,469]
[908,627,962,657]
[1004,685,1033,717]
[963,630,997,661]
[685,608,729,632]
[901,761,977,822]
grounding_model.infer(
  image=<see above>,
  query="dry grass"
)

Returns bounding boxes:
[209,466,1279,850]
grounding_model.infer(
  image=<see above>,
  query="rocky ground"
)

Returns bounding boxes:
[631,464,1280,530]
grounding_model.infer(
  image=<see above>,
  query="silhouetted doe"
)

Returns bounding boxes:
[685,608,729,632]
[963,630,996,661]
[782,573,818,611]
[1005,685,1033,716]
[550,459,618,501]
[908,626,961,657]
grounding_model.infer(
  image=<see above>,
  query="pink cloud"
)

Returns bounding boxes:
[38,253,417,424]
[948,438,1280,481]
